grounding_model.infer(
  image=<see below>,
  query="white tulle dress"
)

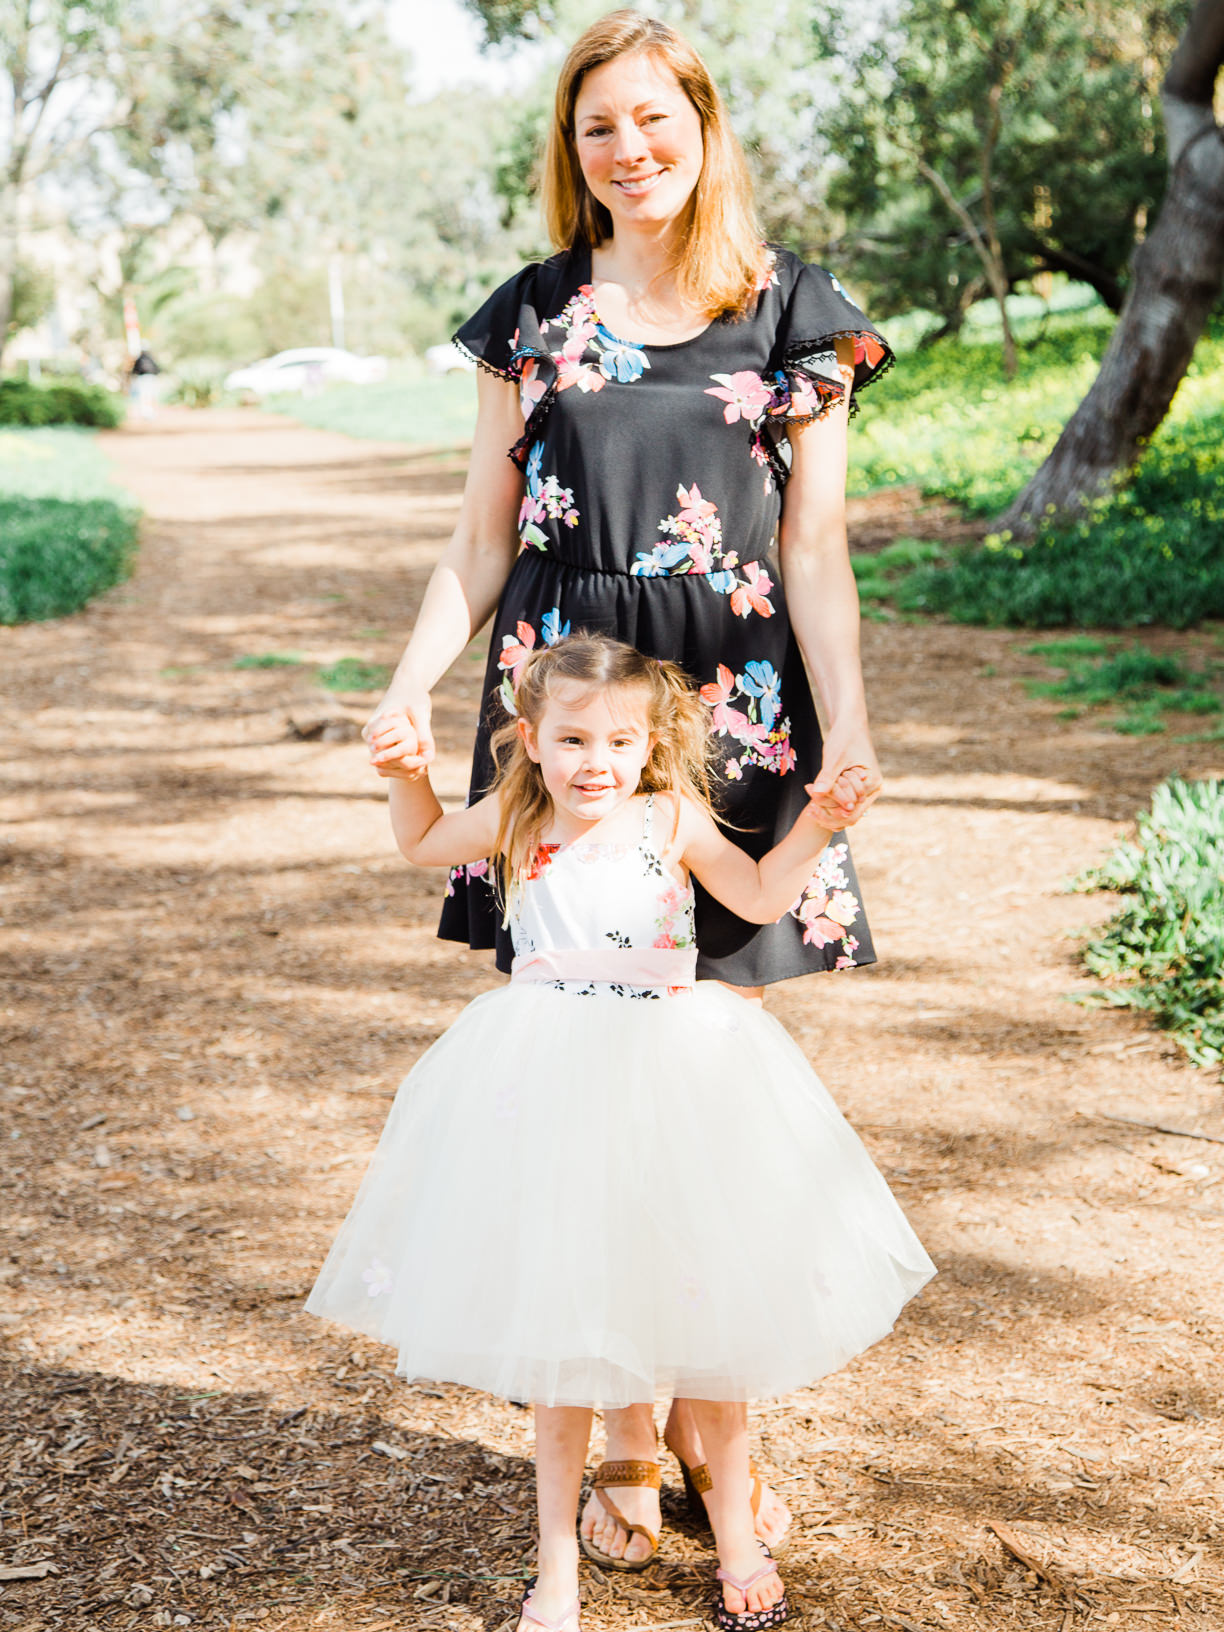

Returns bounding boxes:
[305,796,935,1407]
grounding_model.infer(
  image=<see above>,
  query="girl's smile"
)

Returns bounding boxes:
[519,684,656,838]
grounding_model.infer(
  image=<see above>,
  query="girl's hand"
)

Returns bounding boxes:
[364,695,434,778]
[808,723,883,828]
[805,766,872,829]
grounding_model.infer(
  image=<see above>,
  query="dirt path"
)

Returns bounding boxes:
[2,407,1222,1632]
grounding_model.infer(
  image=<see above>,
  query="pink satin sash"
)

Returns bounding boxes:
[510,947,697,989]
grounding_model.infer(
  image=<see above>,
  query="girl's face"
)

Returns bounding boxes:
[572,52,704,236]
[520,683,656,832]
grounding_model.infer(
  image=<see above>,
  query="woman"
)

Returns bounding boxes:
[366,11,892,1627]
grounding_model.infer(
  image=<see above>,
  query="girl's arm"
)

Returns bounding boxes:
[779,336,882,824]
[673,793,835,925]
[387,775,501,868]
[366,372,525,774]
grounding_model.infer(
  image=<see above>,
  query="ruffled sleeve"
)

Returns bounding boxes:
[754,258,894,485]
[452,257,572,467]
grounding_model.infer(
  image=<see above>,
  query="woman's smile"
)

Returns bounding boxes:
[572,53,704,232]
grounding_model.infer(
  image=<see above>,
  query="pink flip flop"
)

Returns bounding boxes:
[711,1546,788,1630]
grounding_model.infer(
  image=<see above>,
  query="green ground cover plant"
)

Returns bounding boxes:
[0,378,125,428]
[266,367,477,445]
[316,657,392,692]
[232,652,307,669]
[0,429,140,624]
[1021,640,1223,734]
[1075,778,1224,1073]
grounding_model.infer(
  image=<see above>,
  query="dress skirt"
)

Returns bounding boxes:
[438,545,877,984]
[305,981,935,1408]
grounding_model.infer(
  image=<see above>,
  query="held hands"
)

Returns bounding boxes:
[804,725,883,830]
[364,692,435,781]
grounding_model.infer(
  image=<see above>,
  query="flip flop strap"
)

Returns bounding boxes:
[594,1486,659,1550]
[716,1560,780,1593]
[520,1592,580,1631]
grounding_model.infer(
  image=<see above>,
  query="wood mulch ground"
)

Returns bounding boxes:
[1,407,1222,1632]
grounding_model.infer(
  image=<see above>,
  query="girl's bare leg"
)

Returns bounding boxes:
[577,1403,660,1565]
[523,1405,592,1630]
[662,1397,792,1548]
[686,1400,786,1618]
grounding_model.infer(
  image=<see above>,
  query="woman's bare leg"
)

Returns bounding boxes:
[577,1403,660,1565]
[523,1405,592,1629]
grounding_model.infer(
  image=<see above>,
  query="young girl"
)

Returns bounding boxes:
[306,634,934,1632]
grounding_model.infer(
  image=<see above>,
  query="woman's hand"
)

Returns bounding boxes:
[364,696,434,779]
[807,721,882,829]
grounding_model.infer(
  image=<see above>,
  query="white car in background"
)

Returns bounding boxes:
[425,341,477,376]
[224,347,389,397]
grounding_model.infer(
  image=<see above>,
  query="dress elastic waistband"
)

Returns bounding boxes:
[511,947,697,988]
[516,548,772,582]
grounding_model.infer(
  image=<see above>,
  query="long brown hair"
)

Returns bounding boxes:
[542,10,766,321]
[488,633,714,903]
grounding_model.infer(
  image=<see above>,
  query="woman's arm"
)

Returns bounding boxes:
[366,370,525,773]
[778,336,882,822]
[387,774,502,868]
[674,795,834,925]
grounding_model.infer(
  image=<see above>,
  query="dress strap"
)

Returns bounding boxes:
[642,792,655,846]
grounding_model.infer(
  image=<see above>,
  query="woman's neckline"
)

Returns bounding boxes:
[579,244,715,352]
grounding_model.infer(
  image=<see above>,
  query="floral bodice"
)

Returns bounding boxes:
[454,245,891,582]
[509,796,695,998]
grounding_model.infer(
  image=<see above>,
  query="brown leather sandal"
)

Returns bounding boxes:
[578,1458,662,1572]
[669,1449,790,1555]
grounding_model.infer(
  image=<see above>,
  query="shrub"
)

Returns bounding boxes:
[0,377,125,428]
[1075,778,1224,1072]
[893,406,1224,628]
[0,497,138,623]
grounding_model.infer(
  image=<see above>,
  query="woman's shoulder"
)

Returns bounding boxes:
[453,252,583,377]
[760,246,864,316]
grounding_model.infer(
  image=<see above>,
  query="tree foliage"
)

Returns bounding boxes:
[823,0,1187,346]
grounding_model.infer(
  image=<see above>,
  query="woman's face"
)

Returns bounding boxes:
[572,52,704,235]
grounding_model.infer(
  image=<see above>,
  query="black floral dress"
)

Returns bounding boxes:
[442,244,893,986]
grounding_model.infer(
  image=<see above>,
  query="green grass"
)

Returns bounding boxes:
[1023,641,1223,735]
[0,428,140,624]
[1075,778,1224,1072]
[316,657,392,692]
[266,366,477,444]
[850,303,1122,515]
[232,652,307,669]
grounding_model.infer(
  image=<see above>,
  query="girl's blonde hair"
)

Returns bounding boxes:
[542,10,766,321]
[489,632,714,901]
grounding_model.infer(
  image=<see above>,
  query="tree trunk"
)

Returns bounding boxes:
[999,0,1224,535]
[0,179,16,375]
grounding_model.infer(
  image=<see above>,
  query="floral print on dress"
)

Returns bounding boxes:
[520,442,579,549]
[446,858,489,898]
[629,484,777,618]
[700,662,796,779]
[520,284,652,395]
[789,841,862,968]
[653,878,696,951]
[496,607,571,714]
